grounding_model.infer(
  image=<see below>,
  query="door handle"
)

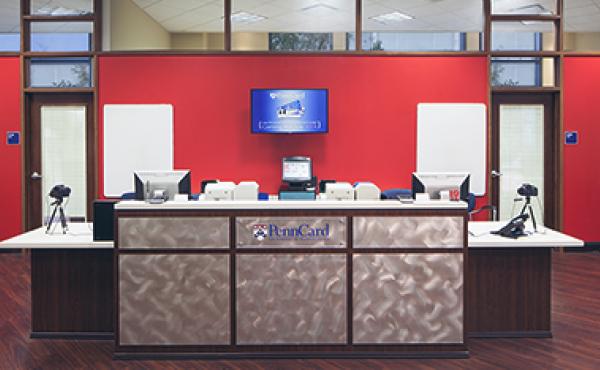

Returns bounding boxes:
[491,170,503,178]
[31,171,42,180]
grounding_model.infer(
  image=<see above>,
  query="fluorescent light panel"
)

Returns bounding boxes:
[301,3,339,12]
[370,11,414,24]
[231,11,266,24]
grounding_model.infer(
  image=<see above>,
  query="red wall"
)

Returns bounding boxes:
[99,55,488,198]
[0,57,22,240]
[563,57,600,242]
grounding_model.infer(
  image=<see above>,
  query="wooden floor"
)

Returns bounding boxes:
[1,251,599,369]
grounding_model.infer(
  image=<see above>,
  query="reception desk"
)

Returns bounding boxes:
[0,223,113,339]
[467,222,583,338]
[114,200,468,359]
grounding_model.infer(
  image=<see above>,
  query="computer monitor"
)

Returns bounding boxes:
[282,156,312,184]
[251,89,328,134]
[412,172,470,201]
[134,170,191,201]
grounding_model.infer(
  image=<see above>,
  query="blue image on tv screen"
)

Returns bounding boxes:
[251,89,328,133]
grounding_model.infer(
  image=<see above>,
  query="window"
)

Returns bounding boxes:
[491,0,557,15]
[491,58,542,87]
[30,22,94,52]
[232,0,354,51]
[108,0,225,51]
[348,32,466,51]
[31,0,94,15]
[29,57,92,88]
[491,57,555,87]
[491,21,556,51]
[0,0,19,51]
[269,33,333,51]
[41,106,88,221]
[361,0,482,51]
[564,0,600,51]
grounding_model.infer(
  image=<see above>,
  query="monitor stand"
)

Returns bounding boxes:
[279,181,316,200]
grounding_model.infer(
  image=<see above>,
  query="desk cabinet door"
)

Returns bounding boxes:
[119,254,230,345]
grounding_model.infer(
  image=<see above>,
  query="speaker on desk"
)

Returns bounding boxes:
[93,200,117,241]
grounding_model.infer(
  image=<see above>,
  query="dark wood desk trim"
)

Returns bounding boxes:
[467,247,551,338]
[30,249,113,340]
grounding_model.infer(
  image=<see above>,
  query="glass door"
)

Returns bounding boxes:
[26,94,94,231]
[491,93,558,228]
[40,106,88,224]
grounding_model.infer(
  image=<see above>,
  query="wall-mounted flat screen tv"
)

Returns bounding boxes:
[251,89,328,134]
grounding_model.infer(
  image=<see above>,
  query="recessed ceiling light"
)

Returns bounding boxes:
[230,11,266,24]
[520,20,544,25]
[370,11,415,25]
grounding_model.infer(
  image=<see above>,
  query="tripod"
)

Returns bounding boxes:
[519,195,538,233]
[46,197,68,234]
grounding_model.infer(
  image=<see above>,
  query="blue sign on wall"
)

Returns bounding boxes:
[565,131,578,145]
[6,131,20,145]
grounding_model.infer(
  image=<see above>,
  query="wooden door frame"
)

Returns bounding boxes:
[490,92,561,229]
[24,93,96,231]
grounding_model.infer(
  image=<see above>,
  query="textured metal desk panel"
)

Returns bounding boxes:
[353,216,463,248]
[119,254,230,345]
[353,253,463,344]
[236,217,346,248]
[119,217,229,248]
[236,254,347,344]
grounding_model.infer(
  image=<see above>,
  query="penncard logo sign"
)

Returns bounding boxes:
[252,224,269,241]
[251,223,331,241]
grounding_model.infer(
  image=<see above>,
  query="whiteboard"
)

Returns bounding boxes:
[103,104,173,197]
[417,103,487,196]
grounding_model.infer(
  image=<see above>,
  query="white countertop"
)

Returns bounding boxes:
[0,223,113,249]
[1,221,583,250]
[115,199,468,210]
[468,222,584,248]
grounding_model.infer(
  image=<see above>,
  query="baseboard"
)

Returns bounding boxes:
[469,330,551,338]
[31,331,114,340]
[113,350,469,361]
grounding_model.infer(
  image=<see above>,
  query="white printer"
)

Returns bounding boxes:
[324,182,354,201]
[354,182,381,201]
[204,182,235,201]
[234,181,259,200]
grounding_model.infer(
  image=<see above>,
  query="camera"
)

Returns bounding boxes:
[517,183,538,197]
[49,184,71,200]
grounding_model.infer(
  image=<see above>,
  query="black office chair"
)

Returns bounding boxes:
[467,193,497,221]
[381,188,412,200]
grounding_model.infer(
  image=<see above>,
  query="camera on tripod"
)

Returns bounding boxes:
[46,184,72,234]
[517,183,538,198]
[514,183,542,233]
[49,184,71,201]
